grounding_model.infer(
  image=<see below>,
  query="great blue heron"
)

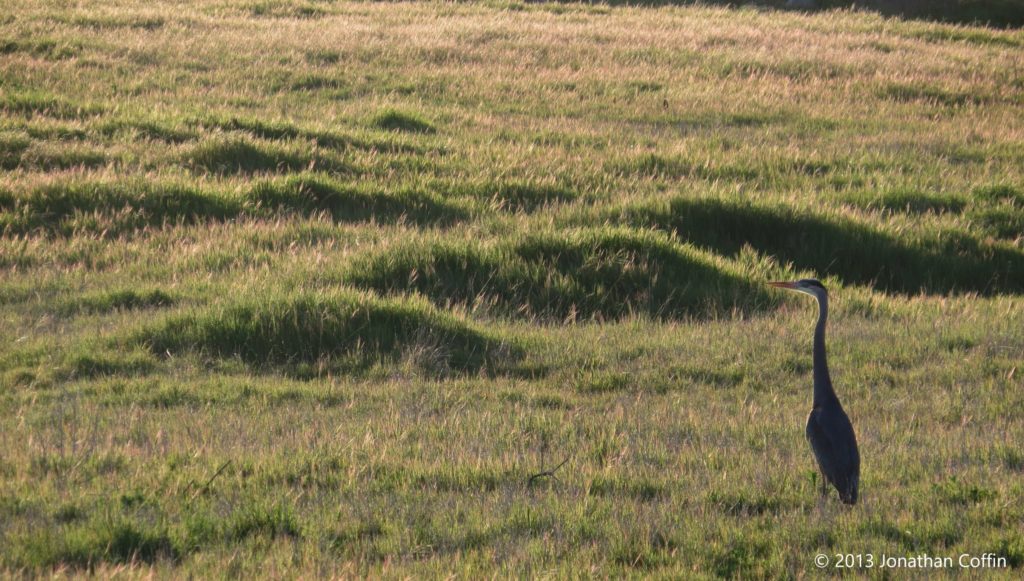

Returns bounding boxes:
[770,279,860,505]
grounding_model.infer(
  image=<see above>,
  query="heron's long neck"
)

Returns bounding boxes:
[813,293,839,408]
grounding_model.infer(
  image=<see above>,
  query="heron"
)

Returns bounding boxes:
[770,279,860,505]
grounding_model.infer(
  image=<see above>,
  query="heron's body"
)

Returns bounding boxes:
[806,403,859,504]
[771,278,860,505]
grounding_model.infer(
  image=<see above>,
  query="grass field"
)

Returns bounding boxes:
[2,0,1023,577]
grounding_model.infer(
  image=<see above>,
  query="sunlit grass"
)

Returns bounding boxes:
[1,0,1022,577]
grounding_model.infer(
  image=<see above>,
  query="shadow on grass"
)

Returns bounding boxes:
[0,180,240,236]
[0,174,467,236]
[372,109,436,134]
[202,115,423,154]
[249,174,469,226]
[541,1,1024,29]
[96,118,195,143]
[60,289,176,315]
[830,0,1024,30]
[182,137,352,175]
[441,180,580,212]
[0,91,105,119]
[613,196,1024,295]
[9,520,177,570]
[345,227,778,321]
[134,290,519,376]
[840,188,968,214]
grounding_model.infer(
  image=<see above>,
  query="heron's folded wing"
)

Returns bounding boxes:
[806,411,856,492]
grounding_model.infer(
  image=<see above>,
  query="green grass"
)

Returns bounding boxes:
[1,0,1023,577]
[598,195,1024,294]
[345,227,776,320]
[371,109,437,134]
[134,288,517,375]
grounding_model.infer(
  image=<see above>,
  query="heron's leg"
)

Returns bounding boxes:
[818,472,828,497]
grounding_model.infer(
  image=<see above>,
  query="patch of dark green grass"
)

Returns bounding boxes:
[940,333,977,351]
[624,79,663,93]
[328,520,387,548]
[248,174,468,225]
[8,519,177,570]
[303,49,341,65]
[499,391,573,409]
[182,136,348,175]
[859,516,916,547]
[879,82,987,107]
[69,14,165,30]
[248,0,327,19]
[5,143,108,171]
[96,118,195,143]
[134,290,516,375]
[612,152,758,181]
[972,184,1024,205]
[725,111,787,127]
[445,179,579,211]
[415,466,510,493]
[53,503,88,524]
[706,491,791,517]
[2,368,39,388]
[992,445,1024,471]
[970,207,1024,240]
[864,515,965,551]
[226,502,302,541]
[0,91,105,119]
[0,179,240,236]
[290,73,349,92]
[708,536,775,579]
[574,370,632,394]
[609,152,837,183]
[530,393,573,409]
[345,227,776,321]
[934,476,997,505]
[0,38,82,60]
[842,188,968,214]
[607,195,1024,294]
[667,364,745,389]
[612,534,676,570]
[263,455,347,489]
[62,288,176,315]
[909,26,1019,46]
[712,57,849,82]
[199,115,419,153]
[372,109,436,134]
[903,21,1024,43]
[589,475,667,501]
[21,123,88,141]
[201,115,312,142]
[146,385,203,408]
[1,174,466,235]
[992,535,1024,568]
[59,350,157,380]
[0,132,31,170]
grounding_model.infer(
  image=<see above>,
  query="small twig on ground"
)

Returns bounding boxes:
[190,459,232,501]
[528,455,571,486]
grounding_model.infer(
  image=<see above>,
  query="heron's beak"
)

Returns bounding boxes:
[768,281,797,289]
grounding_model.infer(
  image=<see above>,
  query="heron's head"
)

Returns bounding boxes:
[768,278,827,298]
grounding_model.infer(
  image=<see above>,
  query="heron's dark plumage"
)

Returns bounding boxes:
[772,278,861,505]
[806,405,860,504]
